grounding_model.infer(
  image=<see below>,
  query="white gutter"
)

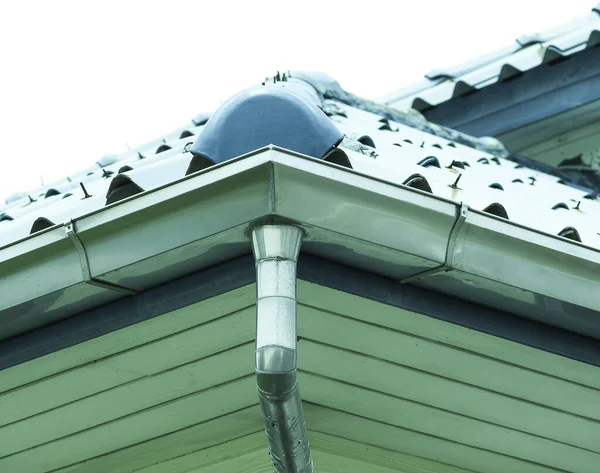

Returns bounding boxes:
[251,225,313,473]
[0,146,598,340]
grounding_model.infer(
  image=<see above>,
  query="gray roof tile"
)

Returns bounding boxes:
[380,6,600,111]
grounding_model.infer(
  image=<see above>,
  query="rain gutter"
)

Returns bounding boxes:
[0,146,598,342]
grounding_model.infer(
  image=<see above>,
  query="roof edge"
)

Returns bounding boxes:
[0,146,598,341]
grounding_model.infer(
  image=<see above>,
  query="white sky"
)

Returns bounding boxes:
[0,0,594,201]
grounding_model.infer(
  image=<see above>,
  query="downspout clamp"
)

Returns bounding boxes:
[251,225,314,473]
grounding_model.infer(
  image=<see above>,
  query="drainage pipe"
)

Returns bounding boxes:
[251,224,314,473]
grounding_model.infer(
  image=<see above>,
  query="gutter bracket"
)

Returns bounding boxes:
[399,202,469,284]
[65,220,138,295]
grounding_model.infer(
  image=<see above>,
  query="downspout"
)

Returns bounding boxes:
[251,225,314,473]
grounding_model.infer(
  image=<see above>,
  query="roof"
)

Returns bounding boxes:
[1,71,600,345]
[2,72,599,251]
[379,4,600,112]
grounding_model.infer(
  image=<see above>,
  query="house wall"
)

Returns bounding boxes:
[1,256,600,473]
[517,119,600,169]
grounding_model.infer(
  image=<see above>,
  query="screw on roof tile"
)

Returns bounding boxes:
[449,174,462,189]
[528,177,536,185]
[420,141,425,148]
[138,152,145,159]
[102,169,114,178]
[80,182,92,199]
[574,201,581,210]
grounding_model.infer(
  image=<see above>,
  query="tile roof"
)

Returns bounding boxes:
[1,72,600,251]
[379,4,600,112]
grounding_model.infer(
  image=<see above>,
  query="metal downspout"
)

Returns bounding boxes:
[251,225,314,473]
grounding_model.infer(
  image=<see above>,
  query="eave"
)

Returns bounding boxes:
[419,46,600,139]
[1,146,599,342]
